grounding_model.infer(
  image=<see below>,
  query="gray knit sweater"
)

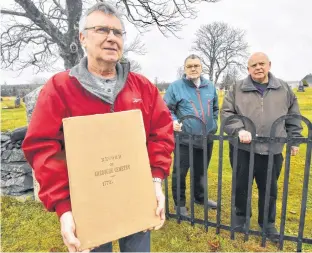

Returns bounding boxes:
[69,56,130,105]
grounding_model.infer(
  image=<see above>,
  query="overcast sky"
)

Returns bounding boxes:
[1,0,312,84]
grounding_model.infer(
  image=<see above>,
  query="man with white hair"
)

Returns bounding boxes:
[22,2,174,252]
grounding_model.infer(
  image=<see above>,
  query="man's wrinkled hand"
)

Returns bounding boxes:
[143,181,166,232]
[173,120,183,132]
[291,146,299,156]
[153,182,166,230]
[238,129,252,144]
[60,211,93,252]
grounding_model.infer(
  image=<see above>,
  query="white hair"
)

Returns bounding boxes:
[78,2,125,34]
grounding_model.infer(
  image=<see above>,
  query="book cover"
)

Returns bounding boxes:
[62,110,160,250]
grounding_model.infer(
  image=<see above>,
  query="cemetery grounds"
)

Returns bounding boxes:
[1,89,312,252]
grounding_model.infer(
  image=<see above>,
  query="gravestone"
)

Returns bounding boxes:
[15,96,21,108]
[297,81,305,92]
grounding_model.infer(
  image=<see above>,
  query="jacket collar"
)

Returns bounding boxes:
[182,74,211,88]
[241,72,281,92]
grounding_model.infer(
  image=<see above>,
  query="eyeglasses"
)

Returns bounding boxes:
[84,26,126,38]
[185,64,201,69]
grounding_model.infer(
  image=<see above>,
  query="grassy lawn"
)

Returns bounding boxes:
[1,88,311,252]
[1,97,28,132]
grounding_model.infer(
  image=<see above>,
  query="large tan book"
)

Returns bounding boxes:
[62,109,160,250]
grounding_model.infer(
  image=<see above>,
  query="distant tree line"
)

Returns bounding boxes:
[1,84,42,97]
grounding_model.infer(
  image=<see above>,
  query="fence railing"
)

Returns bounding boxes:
[164,114,312,252]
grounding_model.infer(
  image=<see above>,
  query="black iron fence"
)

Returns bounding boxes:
[164,114,312,252]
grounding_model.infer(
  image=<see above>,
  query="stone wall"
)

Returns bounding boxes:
[1,128,34,199]
[1,86,44,202]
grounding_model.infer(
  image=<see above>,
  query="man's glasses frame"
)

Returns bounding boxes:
[84,26,126,38]
[185,64,201,69]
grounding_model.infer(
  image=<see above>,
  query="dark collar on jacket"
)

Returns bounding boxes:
[241,72,281,92]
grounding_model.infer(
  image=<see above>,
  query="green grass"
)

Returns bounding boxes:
[1,97,28,132]
[1,89,312,252]
[0,198,65,252]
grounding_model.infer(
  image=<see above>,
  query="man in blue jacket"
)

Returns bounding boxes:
[164,54,219,216]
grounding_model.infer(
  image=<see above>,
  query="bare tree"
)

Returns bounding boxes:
[1,0,84,73]
[122,35,145,73]
[220,66,241,90]
[1,0,220,75]
[113,0,220,36]
[123,35,147,56]
[193,22,249,85]
[128,59,141,73]
[176,66,184,79]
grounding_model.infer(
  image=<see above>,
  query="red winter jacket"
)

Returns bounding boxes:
[22,70,174,217]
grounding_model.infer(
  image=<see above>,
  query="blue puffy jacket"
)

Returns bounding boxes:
[164,75,219,139]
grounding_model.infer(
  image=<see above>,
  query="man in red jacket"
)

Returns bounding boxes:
[22,2,174,252]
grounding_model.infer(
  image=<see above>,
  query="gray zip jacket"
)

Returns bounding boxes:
[221,72,303,154]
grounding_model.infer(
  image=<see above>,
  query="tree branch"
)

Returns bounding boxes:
[124,35,147,55]
[117,0,219,37]
[193,21,248,84]
[52,0,67,15]
[15,0,66,49]
[0,9,27,17]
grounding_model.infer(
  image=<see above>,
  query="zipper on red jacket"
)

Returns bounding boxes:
[190,101,200,118]
[196,89,206,123]
[207,99,211,117]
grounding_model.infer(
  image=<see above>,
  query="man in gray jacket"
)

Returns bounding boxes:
[221,52,302,241]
